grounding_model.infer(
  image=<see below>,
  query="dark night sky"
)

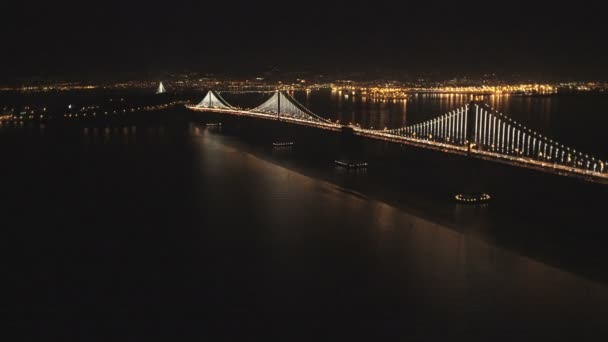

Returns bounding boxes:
[2,1,608,79]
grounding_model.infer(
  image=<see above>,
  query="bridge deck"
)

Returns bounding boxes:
[188,106,608,185]
[357,129,608,185]
[187,106,342,132]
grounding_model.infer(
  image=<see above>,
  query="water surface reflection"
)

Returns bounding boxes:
[3,119,608,340]
[186,125,608,338]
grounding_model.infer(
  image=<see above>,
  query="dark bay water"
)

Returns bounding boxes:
[4,91,608,340]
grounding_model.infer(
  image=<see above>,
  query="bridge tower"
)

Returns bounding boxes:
[466,101,480,156]
[277,90,281,120]
[457,100,490,203]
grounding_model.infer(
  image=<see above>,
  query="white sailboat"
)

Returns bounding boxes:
[156,82,166,94]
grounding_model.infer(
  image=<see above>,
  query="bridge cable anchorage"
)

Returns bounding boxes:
[379,101,606,175]
[194,90,235,110]
[251,91,332,123]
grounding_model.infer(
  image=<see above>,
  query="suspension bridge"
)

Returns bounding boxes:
[187,90,608,184]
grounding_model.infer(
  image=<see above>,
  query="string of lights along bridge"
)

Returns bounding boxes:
[187,90,608,184]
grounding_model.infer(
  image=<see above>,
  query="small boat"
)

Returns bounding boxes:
[454,193,491,203]
[334,159,368,169]
[272,142,294,147]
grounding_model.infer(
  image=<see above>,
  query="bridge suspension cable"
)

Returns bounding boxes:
[471,103,605,173]
[189,90,606,178]
[251,91,330,123]
[156,82,166,94]
[379,102,606,174]
[195,91,234,110]
[384,104,470,145]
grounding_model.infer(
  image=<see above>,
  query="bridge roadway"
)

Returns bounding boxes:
[187,106,608,185]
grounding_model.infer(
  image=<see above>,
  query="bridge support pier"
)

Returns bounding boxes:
[277,90,281,120]
[337,126,366,165]
[466,101,478,157]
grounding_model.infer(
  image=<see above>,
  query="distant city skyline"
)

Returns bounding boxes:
[3,67,608,88]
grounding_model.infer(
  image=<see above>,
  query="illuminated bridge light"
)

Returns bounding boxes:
[187,94,608,184]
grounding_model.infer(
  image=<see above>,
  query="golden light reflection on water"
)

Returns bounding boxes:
[326,90,559,130]
[188,125,608,318]
[80,125,140,145]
